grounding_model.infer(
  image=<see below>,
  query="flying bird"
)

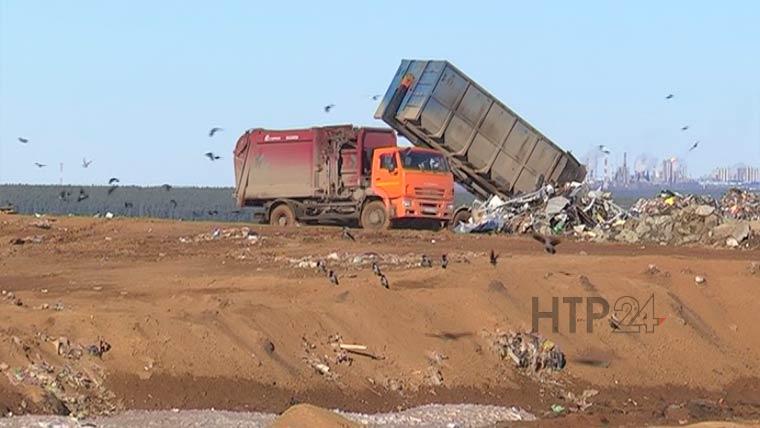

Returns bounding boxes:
[441,254,448,269]
[205,152,221,161]
[107,185,118,195]
[597,145,611,155]
[208,209,219,216]
[169,199,178,209]
[379,274,390,289]
[341,227,355,241]
[59,190,71,201]
[689,141,699,152]
[665,94,674,100]
[420,254,433,268]
[371,94,382,101]
[18,137,29,144]
[328,270,339,285]
[372,261,382,276]
[324,104,335,113]
[531,232,562,254]
[124,202,134,209]
[208,127,223,137]
[77,188,89,202]
[34,162,47,168]
[489,250,499,267]
[162,184,172,191]
[108,178,119,184]
[82,158,93,168]
[681,125,689,131]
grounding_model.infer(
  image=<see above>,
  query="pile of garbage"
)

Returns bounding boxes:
[179,227,260,243]
[456,185,759,249]
[490,331,566,374]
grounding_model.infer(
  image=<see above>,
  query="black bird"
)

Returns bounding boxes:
[420,254,433,268]
[441,254,448,269]
[107,185,118,195]
[328,270,339,285]
[169,199,178,209]
[324,104,335,113]
[531,232,562,254]
[205,152,221,161]
[681,125,689,131]
[317,259,327,275]
[34,162,47,168]
[77,188,89,202]
[342,227,355,241]
[665,94,674,100]
[208,127,223,137]
[162,184,172,191]
[379,274,389,289]
[59,190,71,201]
[689,141,699,152]
[372,261,382,276]
[108,177,119,184]
[489,250,498,266]
[18,137,29,144]
[598,144,611,155]
[371,94,382,101]
[124,202,134,209]
[82,158,93,168]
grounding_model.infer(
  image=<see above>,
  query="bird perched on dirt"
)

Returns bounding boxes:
[441,254,448,269]
[107,185,118,195]
[681,125,689,131]
[489,250,498,266]
[341,227,355,241]
[531,232,562,254]
[77,188,89,202]
[34,162,46,168]
[328,270,339,285]
[208,127,223,137]
[324,104,335,113]
[665,94,674,100]
[82,158,93,168]
[420,254,433,268]
[18,137,29,144]
[372,261,382,276]
[205,152,221,161]
[108,177,119,184]
[689,141,699,152]
[379,274,389,289]
[161,184,172,191]
[317,260,327,275]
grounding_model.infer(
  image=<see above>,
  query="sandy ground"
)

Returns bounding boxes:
[1,214,759,426]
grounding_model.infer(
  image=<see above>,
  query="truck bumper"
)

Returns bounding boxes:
[390,198,453,220]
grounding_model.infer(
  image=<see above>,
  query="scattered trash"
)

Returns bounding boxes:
[30,219,53,229]
[550,404,566,414]
[489,331,566,374]
[10,235,44,245]
[694,276,707,285]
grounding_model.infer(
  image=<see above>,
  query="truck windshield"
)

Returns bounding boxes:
[400,149,449,172]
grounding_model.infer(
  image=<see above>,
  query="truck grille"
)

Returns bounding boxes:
[414,187,445,199]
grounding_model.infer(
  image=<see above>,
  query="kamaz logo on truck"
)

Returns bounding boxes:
[264,134,299,142]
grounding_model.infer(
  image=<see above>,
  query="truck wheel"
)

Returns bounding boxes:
[360,200,390,230]
[450,209,471,230]
[269,204,296,227]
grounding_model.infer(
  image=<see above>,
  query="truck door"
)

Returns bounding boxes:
[372,152,403,199]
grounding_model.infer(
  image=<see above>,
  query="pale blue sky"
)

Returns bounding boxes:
[1,1,758,186]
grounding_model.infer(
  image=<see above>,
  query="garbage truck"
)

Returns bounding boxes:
[374,59,586,227]
[233,125,454,229]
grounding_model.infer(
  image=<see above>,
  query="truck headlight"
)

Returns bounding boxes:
[402,199,413,208]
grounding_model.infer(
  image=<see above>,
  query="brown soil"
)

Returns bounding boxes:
[1,215,759,426]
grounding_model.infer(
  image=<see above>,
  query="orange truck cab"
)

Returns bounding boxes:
[233,125,454,230]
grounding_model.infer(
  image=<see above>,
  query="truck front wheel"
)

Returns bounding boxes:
[360,200,390,230]
[269,204,296,227]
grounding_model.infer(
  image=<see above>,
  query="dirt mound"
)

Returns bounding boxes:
[273,404,358,428]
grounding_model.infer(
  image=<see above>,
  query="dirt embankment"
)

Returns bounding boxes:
[1,215,759,426]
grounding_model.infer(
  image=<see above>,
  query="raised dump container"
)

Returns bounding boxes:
[375,59,586,200]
